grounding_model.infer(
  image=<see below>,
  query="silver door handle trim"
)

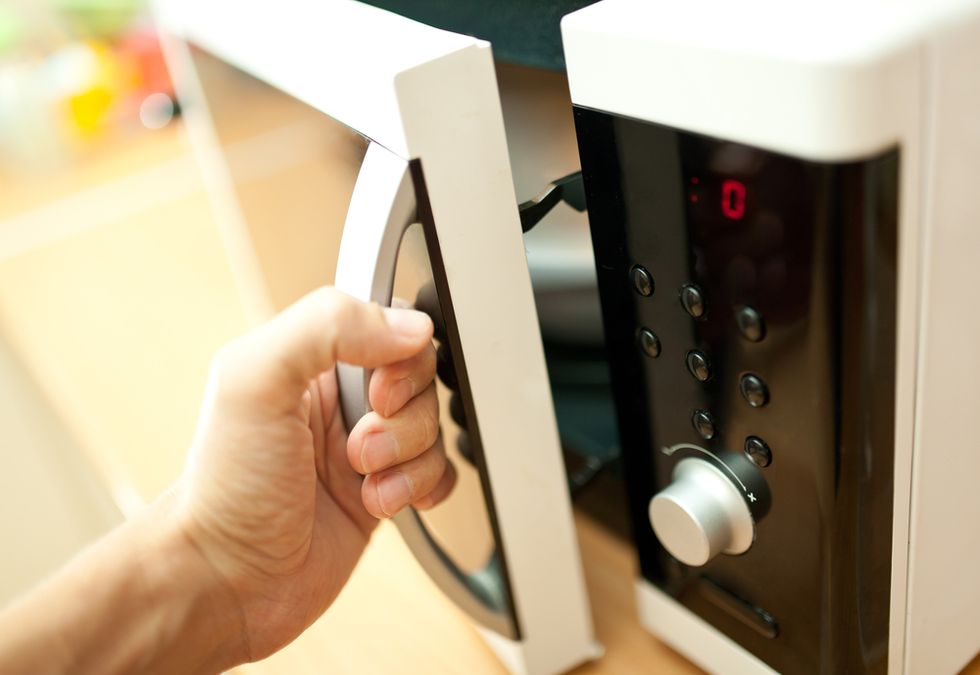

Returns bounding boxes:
[335,141,516,639]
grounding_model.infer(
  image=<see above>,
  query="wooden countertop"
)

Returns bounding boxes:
[233,511,703,675]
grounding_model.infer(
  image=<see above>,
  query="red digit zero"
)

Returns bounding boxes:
[721,179,746,220]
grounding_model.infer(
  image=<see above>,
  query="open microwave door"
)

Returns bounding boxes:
[154,1,598,673]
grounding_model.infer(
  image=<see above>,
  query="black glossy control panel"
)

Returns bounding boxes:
[574,107,899,673]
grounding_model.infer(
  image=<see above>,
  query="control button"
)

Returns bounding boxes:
[736,306,766,342]
[638,328,661,358]
[686,351,712,382]
[648,457,756,566]
[692,410,716,440]
[680,284,706,319]
[744,436,772,467]
[631,265,654,297]
[739,373,769,407]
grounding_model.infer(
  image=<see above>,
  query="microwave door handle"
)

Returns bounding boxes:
[335,141,415,425]
[335,141,517,639]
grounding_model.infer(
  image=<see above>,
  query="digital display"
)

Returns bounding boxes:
[688,174,748,221]
[721,179,746,220]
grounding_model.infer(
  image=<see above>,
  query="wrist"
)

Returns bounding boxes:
[134,490,251,673]
[0,489,251,675]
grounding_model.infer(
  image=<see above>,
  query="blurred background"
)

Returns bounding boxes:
[0,0,200,605]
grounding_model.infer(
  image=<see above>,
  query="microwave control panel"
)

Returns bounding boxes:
[574,107,899,673]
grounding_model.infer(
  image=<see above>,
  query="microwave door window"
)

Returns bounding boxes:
[391,222,518,633]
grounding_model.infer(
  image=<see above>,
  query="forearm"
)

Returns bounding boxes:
[0,491,248,674]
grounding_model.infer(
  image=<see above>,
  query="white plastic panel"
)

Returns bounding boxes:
[635,581,777,675]
[905,14,980,675]
[561,0,979,162]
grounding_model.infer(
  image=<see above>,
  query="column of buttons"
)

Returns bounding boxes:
[738,307,771,465]
[737,308,769,461]
[681,284,708,382]
[668,274,772,468]
[631,265,660,361]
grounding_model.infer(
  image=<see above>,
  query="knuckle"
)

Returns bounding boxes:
[310,287,358,333]
[421,343,438,380]
[360,476,384,519]
[310,285,344,308]
[428,445,448,474]
[420,390,440,447]
[311,287,347,332]
[346,433,364,473]
[208,340,247,394]
[355,411,385,438]
[209,342,236,376]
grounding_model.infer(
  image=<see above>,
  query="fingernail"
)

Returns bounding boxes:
[377,473,413,516]
[384,308,432,338]
[360,432,399,473]
[384,378,416,417]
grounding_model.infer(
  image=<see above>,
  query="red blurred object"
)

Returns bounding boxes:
[117,27,173,98]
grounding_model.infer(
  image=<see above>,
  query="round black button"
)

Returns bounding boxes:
[736,306,766,342]
[686,351,712,382]
[739,373,769,407]
[638,328,661,358]
[680,284,706,319]
[631,265,654,297]
[744,436,772,467]
[691,410,716,440]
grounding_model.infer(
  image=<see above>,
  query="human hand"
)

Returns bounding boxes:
[0,287,457,674]
[176,287,455,662]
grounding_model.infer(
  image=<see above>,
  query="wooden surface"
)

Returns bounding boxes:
[233,510,704,675]
[1,93,978,675]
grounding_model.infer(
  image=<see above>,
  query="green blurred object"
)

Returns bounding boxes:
[55,0,143,39]
[0,5,25,56]
[361,0,599,70]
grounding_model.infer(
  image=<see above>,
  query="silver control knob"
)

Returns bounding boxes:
[648,457,755,567]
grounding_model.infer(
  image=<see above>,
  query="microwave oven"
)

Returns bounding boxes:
[158,0,980,673]
[563,0,980,673]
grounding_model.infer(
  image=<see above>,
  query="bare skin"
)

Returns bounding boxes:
[0,287,453,674]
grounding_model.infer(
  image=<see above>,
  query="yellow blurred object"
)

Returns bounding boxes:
[68,85,114,136]
[55,40,123,138]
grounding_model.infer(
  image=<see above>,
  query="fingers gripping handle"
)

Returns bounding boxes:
[335,142,417,430]
[333,142,518,639]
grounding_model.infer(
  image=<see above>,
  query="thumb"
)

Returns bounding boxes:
[237,287,433,406]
